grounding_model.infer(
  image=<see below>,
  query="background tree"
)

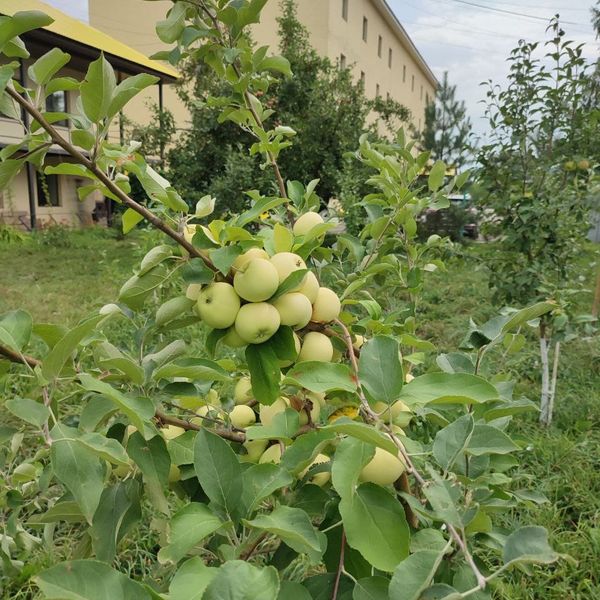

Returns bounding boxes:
[476,18,597,425]
[420,71,472,169]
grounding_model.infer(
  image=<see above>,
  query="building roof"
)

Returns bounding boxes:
[0,0,179,81]
[373,0,438,89]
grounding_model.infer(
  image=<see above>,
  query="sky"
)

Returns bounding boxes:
[46,0,599,136]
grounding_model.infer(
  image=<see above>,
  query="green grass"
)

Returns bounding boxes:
[0,233,599,599]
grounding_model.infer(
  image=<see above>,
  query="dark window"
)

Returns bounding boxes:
[340,54,347,69]
[378,35,382,57]
[411,74,415,92]
[342,0,348,21]
[403,65,406,82]
[388,48,393,68]
[362,17,368,42]
[376,83,380,97]
[46,91,68,126]
[386,91,390,101]
[360,71,365,86]
[426,92,430,104]
[36,172,60,207]
[420,85,424,100]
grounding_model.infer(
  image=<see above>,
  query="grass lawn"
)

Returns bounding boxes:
[1,231,599,598]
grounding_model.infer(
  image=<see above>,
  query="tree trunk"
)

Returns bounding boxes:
[546,341,561,427]
[592,266,600,319]
[539,336,551,426]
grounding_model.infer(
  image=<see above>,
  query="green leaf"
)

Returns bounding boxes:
[108,73,159,119]
[428,160,446,192]
[410,529,448,553]
[245,408,300,444]
[122,208,144,234]
[332,437,375,499]
[432,414,474,472]
[156,2,187,43]
[389,550,445,600]
[42,314,104,381]
[303,574,354,600]
[119,266,168,310]
[158,503,225,564]
[283,362,357,393]
[340,483,410,572]
[127,432,169,487]
[503,526,560,566]
[210,245,243,275]
[156,296,195,327]
[78,374,155,434]
[422,478,462,527]
[359,336,403,405]
[195,194,216,217]
[322,418,397,455]
[259,55,292,77]
[467,425,519,456]
[353,577,390,600]
[436,353,474,374]
[28,501,84,524]
[271,269,308,299]
[80,53,116,123]
[501,302,556,334]
[262,326,298,362]
[28,47,70,85]
[246,344,281,405]
[203,561,280,600]
[277,581,312,600]
[236,195,287,227]
[244,506,326,564]
[0,11,54,52]
[5,397,49,428]
[169,557,218,600]
[90,481,141,562]
[398,373,498,407]
[0,157,24,188]
[152,357,230,383]
[280,429,336,474]
[193,429,242,518]
[76,432,130,466]
[50,424,105,523]
[167,430,195,466]
[0,309,32,351]
[35,560,150,600]
[241,463,294,514]
[274,222,294,253]
[70,128,96,150]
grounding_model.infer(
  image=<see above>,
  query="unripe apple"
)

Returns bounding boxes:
[222,327,247,348]
[177,395,207,411]
[235,302,281,344]
[311,287,341,323]
[233,247,269,271]
[234,258,279,302]
[293,211,324,237]
[259,444,283,464]
[234,376,254,405]
[168,464,181,484]
[279,332,301,368]
[298,332,333,362]
[298,271,320,303]
[405,373,414,383]
[271,292,313,329]
[297,397,321,425]
[564,160,577,171]
[197,283,241,329]
[306,391,326,408]
[113,459,135,478]
[242,439,268,462]
[259,397,289,426]
[373,400,413,427]
[186,283,202,301]
[300,453,331,487]
[577,159,590,170]
[353,335,365,350]
[359,447,406,486]
[270,252,307,287]
[229,405,256,428]
[161,425,186,440]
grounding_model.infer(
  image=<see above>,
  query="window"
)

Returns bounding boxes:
[360,71,365,86]
[362,17,368,42]
[402,65,406,83]
[420,85,423,100]
[378,35,382,57]
[376,83,380,97]
[36,172,60,207]
[411,74,415,92]
[46,90,68,127]
[388,48,393,68]
[386,91,390,101]
[426,92,430,105]
[342,0,348,21]
[340,54,347,69]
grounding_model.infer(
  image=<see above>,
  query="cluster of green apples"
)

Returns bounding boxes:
[188,212,342,363]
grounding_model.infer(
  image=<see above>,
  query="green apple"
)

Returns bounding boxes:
[374,400,413,427]
[222,327,247,348]
[306,391,326,408]
[230,405,256,428]
[177,395,207,411]
[232,247,269,271]
[293,211,324,237]
[234,258,279,302]
[168,464,181,484]
[242,439,268,463]
[298,270,319,303]
[298,332,333,362]
[405,373,414,383]
[234,376,254,405]
[186,283,202,301]
[311,287,341,323]
[271,292,313,329]
[270,252,307,287]
[353,335,365,350]
[235,302,281,344]
[359,447,406,486]
[259,444,283,464]
[300,453,330,487]
[279,332,301,368]
[197,282,241,329]
[112,459,135,478]
[297,396,321,426]
[259,397,289,426]
[161,424,186,440]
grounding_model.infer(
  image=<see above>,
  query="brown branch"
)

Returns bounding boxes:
[155,410,245,443]
[331,530,346,600]
[395,472,419,529]
[239,532,269,561]
[6,86,217,272]
[0,344,41,368]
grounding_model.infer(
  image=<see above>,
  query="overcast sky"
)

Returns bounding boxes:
[47,0,598,136]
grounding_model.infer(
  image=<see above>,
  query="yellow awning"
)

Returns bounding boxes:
[0,0,179,80]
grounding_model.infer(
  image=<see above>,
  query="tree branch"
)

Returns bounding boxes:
[0,344,41,368]
[155,410,245,443]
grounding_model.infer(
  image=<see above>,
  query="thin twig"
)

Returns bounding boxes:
[0,344,41,368]
[331,530,346,600]
[155,410,245,443]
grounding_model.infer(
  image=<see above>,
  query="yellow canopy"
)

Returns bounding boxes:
[0,0,179,80]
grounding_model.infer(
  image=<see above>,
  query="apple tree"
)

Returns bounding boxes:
[0,3,564,599]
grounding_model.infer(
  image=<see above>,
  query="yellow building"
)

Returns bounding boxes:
[0,0,177,229]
